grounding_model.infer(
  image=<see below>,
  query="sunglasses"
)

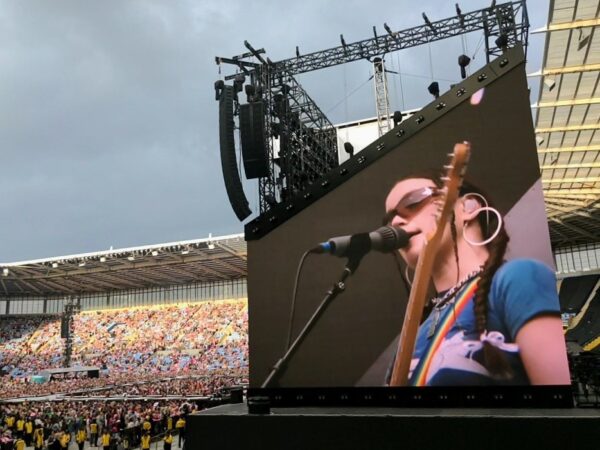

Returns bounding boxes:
[384,186,441,225]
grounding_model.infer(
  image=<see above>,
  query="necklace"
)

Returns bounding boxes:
[426,268,482,339]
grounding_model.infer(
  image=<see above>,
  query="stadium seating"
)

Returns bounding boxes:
[559,274,600,314]
[0,299,248,399]
[566,288,600,351]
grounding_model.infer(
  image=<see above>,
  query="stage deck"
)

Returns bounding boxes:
[186,403,600,450]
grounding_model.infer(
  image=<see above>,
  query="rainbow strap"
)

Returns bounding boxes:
[411,277,480,387]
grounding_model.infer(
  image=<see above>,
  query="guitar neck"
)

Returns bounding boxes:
[388,142,470,387]
[389,236,440,386]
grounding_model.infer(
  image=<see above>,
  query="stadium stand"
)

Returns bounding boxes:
[0,235,249,449]
[559,274,600,314]
[0,299,248,398]
[566,288,600,351]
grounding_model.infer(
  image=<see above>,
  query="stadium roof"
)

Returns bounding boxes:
[0,234,246,297]
[532,0,600,248]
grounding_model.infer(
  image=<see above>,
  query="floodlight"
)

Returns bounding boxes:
[344,142,354,157]
[458,54,471,79]
[428,82,440,98]
[393,111,403,127]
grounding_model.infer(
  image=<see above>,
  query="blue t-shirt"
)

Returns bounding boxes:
[409,259,560,386]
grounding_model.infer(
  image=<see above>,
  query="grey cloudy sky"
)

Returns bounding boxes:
[1,0,549,261]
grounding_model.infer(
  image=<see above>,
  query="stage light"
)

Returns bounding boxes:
[393,111,403,127]
[2,268,8,276]
[384,23,394,37]
[271,122,280,139]
[214,80,225,101]
[456,4,465,28]
[495,34,508,50]
[244,84,255,97]
[428,82,440,98]
[265,194,278,208]
[344,142,354,157]
[458,54,471,79]
[233,74,245,93]
[544,78,556,91]
[422,13,437,35]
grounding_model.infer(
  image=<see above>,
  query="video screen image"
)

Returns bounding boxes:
[247,56,571,390]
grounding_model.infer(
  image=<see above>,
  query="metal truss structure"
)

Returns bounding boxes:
[62,297,80,367]
[216,1,529,215]
[373,57,392,137]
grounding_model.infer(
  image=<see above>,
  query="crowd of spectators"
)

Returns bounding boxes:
[0,317,61,378]
[67,375,242,398]
[0,300,248,400]
[0,398,197,450]
[0,372,247,401]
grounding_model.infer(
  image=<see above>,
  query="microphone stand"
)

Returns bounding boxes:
[261,253,364,388]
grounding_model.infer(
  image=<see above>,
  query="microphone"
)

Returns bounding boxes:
[312,226,418,257]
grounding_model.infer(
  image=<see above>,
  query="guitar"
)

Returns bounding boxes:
[389,142,471,386]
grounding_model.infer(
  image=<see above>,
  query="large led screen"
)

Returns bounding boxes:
[246,47,571,399]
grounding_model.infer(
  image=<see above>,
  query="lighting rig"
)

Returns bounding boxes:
[215,1,529,220]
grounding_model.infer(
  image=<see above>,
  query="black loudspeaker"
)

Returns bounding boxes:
[60,316,69,339]
[219,85,252,221]
[239,102,268,179]
[229,387,243,403]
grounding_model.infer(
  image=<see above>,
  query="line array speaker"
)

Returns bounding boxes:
[219,85,252,221]
[240,101,269,179]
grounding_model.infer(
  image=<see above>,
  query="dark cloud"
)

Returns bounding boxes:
[0,0,548,261]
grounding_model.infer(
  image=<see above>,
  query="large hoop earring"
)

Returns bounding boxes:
[463,206,502,246]
[404,265,414,287]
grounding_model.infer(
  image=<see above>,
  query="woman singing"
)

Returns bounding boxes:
[384,173,571,386]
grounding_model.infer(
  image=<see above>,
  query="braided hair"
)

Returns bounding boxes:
[457,180,512,378]
[464,185,512,378]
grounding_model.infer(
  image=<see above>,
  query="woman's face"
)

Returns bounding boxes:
[384,178,444,268]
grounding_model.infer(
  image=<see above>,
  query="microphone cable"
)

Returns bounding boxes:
[285,248,313,351]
